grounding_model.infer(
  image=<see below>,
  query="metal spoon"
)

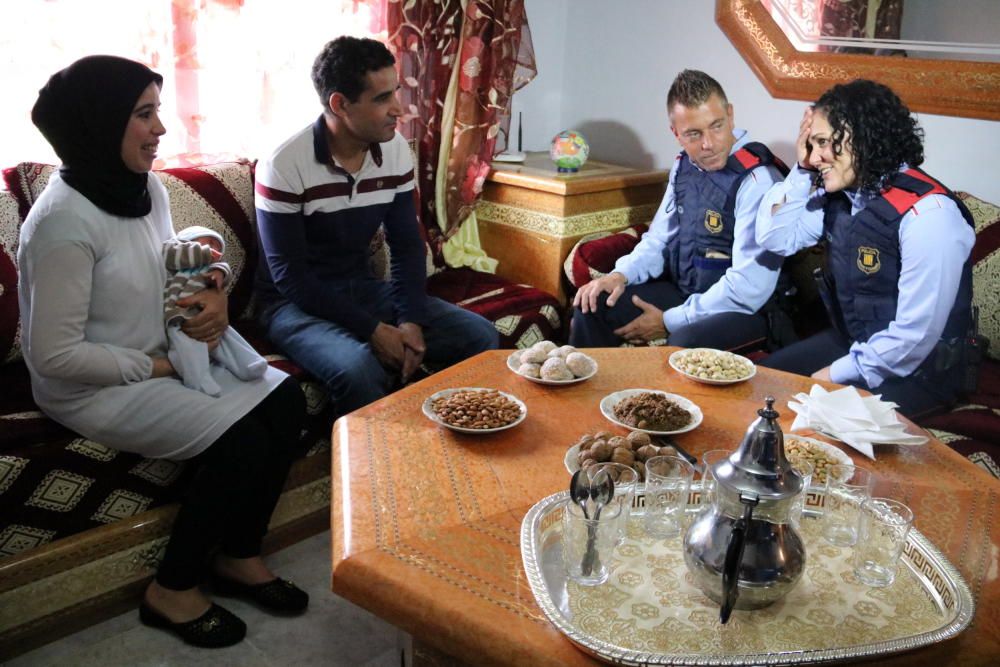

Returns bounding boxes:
[582,469,615,576]
[570,469,591,519]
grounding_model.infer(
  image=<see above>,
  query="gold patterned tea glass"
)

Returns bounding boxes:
[643,455,694,539]
[699,449,731,508]
[561,498,623,586]
[853,497,914,587]
[589,462,638,545]
[824,464,875,547]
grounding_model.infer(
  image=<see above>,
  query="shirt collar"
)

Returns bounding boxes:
[311,115,384,172]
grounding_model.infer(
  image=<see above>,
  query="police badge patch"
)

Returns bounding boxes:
[704,209,723,234]
[857,246,880,274]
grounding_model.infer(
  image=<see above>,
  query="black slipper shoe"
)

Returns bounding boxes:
[210,574,309,615]
[139,601,246,648]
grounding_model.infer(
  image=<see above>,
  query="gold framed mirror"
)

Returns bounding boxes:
[716,0,1000,120]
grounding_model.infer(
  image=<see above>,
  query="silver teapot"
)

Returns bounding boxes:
[683,396,806,623]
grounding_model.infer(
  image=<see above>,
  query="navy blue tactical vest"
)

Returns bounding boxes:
[822,168,974,346]
[665,142,784,295]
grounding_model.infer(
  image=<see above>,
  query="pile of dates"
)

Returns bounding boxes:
[575,430,678,481]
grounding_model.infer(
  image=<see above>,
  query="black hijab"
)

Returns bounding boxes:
[31,55,164,218]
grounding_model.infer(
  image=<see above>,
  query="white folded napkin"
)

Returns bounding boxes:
[787,385,928,459]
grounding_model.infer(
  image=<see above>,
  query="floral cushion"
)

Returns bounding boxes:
[0,189,21,363]
[959,192,1000,360]
[563,224,647,290]
[3,161,260,322]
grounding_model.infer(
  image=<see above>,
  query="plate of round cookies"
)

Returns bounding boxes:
[507,341,597,385]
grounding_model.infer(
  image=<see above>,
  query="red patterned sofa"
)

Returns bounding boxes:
[0,159,561,658]
[561,193,1000,478]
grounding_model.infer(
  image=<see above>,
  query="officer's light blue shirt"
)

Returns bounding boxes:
[614,130,784,332]
[756,165,975,388]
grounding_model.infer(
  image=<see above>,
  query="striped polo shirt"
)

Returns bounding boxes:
[254,116,424,339]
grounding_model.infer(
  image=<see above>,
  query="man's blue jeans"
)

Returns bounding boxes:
[263,281,499,414]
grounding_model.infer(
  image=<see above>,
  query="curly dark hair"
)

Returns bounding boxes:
[667,69,728,110]
[311,36,395,108]
[814,79,924,193]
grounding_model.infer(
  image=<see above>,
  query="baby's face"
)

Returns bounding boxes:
[195,236,223,255]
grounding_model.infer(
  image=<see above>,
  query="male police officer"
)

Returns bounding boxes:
[570,70,789,350]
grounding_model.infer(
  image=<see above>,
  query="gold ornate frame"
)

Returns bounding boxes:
[716,0,1000,121]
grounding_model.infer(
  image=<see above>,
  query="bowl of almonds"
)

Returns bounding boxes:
[422,387,526,434]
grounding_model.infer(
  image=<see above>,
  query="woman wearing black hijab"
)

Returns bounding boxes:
[19,55,309,648]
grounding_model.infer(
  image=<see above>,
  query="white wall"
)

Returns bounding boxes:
[516,0,1000,203]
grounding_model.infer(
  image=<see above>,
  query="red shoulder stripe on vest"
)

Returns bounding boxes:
[881,169,948,214]
[733,148,761,170]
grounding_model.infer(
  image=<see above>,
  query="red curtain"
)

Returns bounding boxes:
[387,0,535,256]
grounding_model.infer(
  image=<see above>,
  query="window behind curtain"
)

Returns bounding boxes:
[0,0,383,170]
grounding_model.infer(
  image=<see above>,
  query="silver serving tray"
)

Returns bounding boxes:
[521,489,975,666]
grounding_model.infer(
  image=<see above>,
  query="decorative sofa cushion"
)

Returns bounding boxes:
[3,160,260,321]
[563,224,647,290]
[958,192,1000,360]
[0,189,21,363]
[427,267,562,349]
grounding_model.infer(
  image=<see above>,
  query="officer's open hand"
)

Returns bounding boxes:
[613,295,666,345]
[796,106,815,171]
[573,272,627,313]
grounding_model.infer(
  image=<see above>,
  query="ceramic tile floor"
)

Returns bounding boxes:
[6,530,401,667]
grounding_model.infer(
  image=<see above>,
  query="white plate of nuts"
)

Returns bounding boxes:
[422,387,527,434]
[600,389,703,436]
[784,434,852,484]
[563,430,680,481]
[668,348,755,385]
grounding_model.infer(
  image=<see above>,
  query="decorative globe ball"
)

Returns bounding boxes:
[549,130,590,173]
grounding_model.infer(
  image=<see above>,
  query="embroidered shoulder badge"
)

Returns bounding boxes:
[857,246,881,274]
[704,209,723,234]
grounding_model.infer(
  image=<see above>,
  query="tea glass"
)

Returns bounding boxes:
[789,459,814,529]
[589,462,638,545]
[699,449,732,508]
[853,497,914,587]
[643,455,694,539]
[824,464,875,547]
[561,498,623,585]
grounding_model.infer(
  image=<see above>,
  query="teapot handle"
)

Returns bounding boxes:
[720,493,759,624]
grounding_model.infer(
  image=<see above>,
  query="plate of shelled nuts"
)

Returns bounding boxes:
[507,340,597,385]
[422,387,527,434]
[784,435,852,484]
[563,430,681,482]
[668,347,756,385]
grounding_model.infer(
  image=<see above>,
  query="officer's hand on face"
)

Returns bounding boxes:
[573,272,627,313]
[796,106,815,171]
[613,295,666,345]
[810,366,833,383]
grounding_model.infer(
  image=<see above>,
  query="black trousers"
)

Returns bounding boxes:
[156,378,306,590]
[759,328,960,418]
[568,280,769,351]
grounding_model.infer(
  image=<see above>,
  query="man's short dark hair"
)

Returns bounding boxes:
[311,36,396,108]
[667,70,728,110]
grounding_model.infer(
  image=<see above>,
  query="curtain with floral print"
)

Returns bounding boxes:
[387,0,535,269]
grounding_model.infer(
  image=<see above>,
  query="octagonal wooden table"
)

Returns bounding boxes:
[331,348,999,666]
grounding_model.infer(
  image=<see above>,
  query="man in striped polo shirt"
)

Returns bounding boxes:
[254,36,498,414]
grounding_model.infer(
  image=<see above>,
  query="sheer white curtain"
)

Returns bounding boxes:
[0,0,382,169]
